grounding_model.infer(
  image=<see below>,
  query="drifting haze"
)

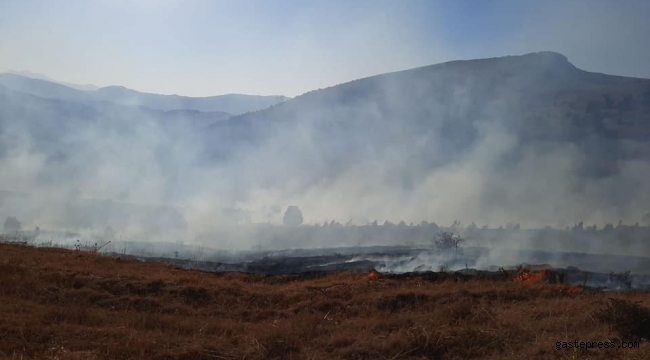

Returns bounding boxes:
[0,1,649,252]
[203,53,650,229]
[1,51,649,251]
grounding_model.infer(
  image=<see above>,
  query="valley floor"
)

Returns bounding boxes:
[1,243,649,360]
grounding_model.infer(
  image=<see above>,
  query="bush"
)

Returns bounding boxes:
[595,298,650,340]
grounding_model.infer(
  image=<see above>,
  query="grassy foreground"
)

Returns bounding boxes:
[1,243,649,360]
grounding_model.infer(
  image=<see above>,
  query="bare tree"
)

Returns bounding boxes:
[433,231,464,252]
[433,232,464,265]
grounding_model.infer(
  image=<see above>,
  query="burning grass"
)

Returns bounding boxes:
[1,243,650,359]
[515,266,565,284]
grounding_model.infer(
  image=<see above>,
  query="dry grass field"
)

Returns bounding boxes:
[1,243,649,360]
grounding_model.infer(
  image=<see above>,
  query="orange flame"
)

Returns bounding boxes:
[368,269,380,280]
[515,267,566,284]
[558,285,582,295]
[515,268,549,283]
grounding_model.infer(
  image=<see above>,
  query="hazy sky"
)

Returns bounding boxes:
[0,0,648,97]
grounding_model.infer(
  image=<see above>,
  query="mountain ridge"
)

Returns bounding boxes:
[6,70,100,91]
[208,51,650,144]
[0,73,289,115]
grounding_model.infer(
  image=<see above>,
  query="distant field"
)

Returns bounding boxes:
[1,243,649,360]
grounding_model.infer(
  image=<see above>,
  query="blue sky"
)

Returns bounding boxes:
[0,0,648,96]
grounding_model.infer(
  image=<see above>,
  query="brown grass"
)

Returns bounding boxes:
[1,243,649,359]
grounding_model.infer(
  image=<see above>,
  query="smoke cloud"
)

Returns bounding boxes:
[1,55,649,257]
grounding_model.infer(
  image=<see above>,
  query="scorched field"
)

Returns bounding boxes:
[1,243,649,360]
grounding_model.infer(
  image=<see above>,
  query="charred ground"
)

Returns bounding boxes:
[1,243,650,360]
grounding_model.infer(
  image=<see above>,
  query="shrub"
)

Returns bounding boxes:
[594,298,650,340]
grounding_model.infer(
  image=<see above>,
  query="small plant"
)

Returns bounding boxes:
[40,240,53,247]
[559,347,580,360]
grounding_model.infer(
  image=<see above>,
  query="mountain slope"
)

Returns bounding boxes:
[202,52,650,224]
[209,51,650,147]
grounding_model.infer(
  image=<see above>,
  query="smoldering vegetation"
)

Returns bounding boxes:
[5,221,650,291]
[1,52,650,274]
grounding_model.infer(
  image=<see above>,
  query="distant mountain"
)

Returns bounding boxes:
[0,84,227,167]
[6,70,99,91]
[94,85,289,115]
[0,73,289,115]
[0,73,94,103]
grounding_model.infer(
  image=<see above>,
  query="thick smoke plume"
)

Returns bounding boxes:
[1,52,649,258]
